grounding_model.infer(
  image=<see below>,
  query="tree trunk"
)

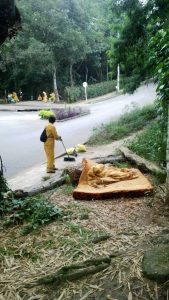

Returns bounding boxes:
[117,63,120,92]
[70,63,74,87]
[107,62,109,81]
[53,65,59,102]
[85,65,88,83]
[13,63,17,91]
[0,156,7,201]
[120,146,165,178]
[166,101,169,203]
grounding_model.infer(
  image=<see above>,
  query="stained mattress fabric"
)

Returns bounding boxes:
[73,159,153,200]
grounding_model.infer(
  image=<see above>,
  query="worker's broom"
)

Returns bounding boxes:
[61,140,76,162]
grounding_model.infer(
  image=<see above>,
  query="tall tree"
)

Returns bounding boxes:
[147,0,169,202]
[107,0,149,93]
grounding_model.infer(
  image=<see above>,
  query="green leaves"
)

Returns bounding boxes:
[0,195,62,234]
[0,0,109,95]
[107,0,149,93]
[128,121,167,166]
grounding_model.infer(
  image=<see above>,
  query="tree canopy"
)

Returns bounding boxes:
[0,0,108,99]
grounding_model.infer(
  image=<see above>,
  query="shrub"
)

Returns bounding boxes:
[0,195,62,234]
[128,121,166,166]
[119,105,158,128]
[87,81,116,98]
[52,107,89,120]
[39,109,55,119]
[121,75,142,94]
[64,81,117,103]
[64,86,83,103]
[0,99,6,104]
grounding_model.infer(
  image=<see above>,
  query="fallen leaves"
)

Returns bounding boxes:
[0,184,167,299]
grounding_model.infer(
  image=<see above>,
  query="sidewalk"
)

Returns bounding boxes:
[0,91,120,111]
[8,141,124,193]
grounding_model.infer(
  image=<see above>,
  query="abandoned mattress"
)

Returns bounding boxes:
[73,159,153,200]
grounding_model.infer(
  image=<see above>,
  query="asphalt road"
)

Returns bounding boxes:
[0,84,156,179]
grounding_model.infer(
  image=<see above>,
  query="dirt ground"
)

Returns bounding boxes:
[1,175,169,300]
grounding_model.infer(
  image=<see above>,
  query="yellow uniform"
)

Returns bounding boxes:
[42,91,48,102]
[12,92,19,102]
[49,92,56,102]
[37,94,42,101]
[44,123,59,172]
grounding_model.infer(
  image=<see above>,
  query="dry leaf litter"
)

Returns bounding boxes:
[0,184,169,299]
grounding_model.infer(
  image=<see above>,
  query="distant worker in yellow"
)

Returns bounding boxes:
[42,91,48,102]
[49,92,56,103]
[12,91,19,102]
[44,116,62,173]
[7,93,14,103]
[37,94,42,101]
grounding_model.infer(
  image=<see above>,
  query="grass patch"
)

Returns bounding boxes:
[128,121,166,166]
[57,184,75,196]
[87,104,157,145]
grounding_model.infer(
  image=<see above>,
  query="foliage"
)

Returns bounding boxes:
[53,107,89,121]
[39,107,89,121]
[0,194,62,234]
[128,121,166,166]
[0,154,9,201]
[121,75,143,94]
[147,1,169,192]
[64,80,116,102]
[148,2,169,120]
[64,86,83,103]
[107,0,150,93]
[0,176,8,201]
[38,110,55,120]
[88,104,157,145]
[87,80,117,99]
[0,0,108,98]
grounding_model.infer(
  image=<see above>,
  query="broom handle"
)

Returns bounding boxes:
[61,140,70,158]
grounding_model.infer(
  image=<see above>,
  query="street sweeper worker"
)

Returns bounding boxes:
[44,116,62,173]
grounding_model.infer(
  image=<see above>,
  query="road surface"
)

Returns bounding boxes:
[0,84,156,179]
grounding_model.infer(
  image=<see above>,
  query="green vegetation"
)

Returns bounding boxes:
[64,81,117,103]
[88,104,157,145]
[0,171,8,201]
[59,185,75,196]
[128,121,166,166]
[88,103,166,166]
[53,107,89,120]
[0,194,62,235]
[38,110,55,120]
[39,107,89,120]
[0,0,108,100]
[107,0,149,94]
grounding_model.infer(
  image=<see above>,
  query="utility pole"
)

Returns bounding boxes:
[117,63,120,92]
[117,32,120,92]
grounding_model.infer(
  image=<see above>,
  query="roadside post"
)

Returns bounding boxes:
[83,82,88,102]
